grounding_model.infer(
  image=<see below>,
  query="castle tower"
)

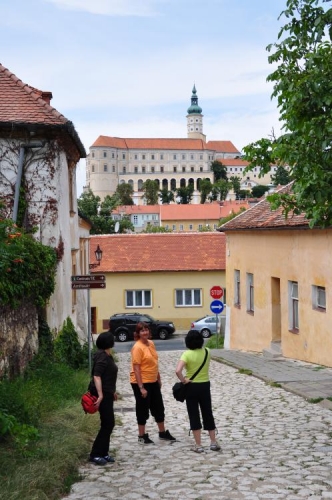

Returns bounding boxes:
[186,84,206,141]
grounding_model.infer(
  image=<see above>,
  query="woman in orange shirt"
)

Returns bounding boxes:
[130,322,176,444]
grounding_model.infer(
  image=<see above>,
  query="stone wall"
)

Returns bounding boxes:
[0,303,38,379]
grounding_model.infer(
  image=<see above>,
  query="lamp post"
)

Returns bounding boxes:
[88,244,103,371]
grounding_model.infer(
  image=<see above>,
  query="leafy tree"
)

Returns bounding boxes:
[159,188,174,204]
[251,185,270,198]
[271,166,293,186]
[210,160,227,182]
[230,176,241,199]
[209,179,230,202]
[243,0,332,227]
[142,224,172,233]
[219,207,247,225]
[115,183,134,206]
[77,189,100,218]
[143,180,159,205]
[199,179,213,203]
[176,185,194,204]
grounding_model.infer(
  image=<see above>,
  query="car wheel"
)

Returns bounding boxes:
[117,330,128,342]
[201,328,211,338]
[158,328,169,340]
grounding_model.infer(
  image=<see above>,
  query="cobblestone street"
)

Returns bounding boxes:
[65,351,332,499]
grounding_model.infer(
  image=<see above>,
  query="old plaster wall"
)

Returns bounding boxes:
[0,303,38,379]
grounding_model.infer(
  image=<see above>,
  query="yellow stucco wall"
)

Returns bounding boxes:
[226,229,332,366]
[161,219,218,231]
[91,270,226,332]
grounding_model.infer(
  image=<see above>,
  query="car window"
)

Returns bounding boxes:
[139,315,152,323]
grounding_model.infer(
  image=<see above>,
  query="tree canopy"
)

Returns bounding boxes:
[143,180,159,205]
[243,0,332,227]
[210,161,228,182]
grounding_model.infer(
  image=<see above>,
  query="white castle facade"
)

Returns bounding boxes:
[85,86,276,204]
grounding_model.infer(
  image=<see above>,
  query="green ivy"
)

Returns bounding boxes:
[0,215,57,309]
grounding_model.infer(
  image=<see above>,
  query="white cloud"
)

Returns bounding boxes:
[44,0,162,16]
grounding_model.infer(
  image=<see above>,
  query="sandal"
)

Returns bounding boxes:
[192,445,204,453]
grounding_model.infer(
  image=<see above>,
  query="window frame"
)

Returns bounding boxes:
[125,289,152,308]
[288,281,299,331]
[312,285,326,312]
[234,269,241,307]
[246,273,254,313]
[175,288,202,307]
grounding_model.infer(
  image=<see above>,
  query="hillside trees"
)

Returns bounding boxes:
[243,0,332,227]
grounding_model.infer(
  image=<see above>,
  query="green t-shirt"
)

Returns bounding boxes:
[180,348,210,383]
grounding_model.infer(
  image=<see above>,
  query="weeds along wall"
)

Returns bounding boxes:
[0,303,38,379]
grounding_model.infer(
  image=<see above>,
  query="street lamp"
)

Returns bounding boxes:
[90,244,103,269]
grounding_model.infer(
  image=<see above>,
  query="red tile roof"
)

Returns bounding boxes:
[217,158,249,167]
[111,202,250,221]
[0,63,67,125]
[206,141,240,154]
[92,136,239,153]
[220,183,309,231]
[0,63,86,157]
[89,232,226,273]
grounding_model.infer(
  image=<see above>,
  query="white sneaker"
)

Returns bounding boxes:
[192,445,204,453]
[210,442,221,451]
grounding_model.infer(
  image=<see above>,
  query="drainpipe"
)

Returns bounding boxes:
[12,141,45,223]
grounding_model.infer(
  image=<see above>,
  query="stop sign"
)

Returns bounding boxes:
[210,286,223,299]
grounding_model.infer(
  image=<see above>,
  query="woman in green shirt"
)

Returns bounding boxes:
[175,329,220,453]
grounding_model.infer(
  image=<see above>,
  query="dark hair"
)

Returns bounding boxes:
[96,331,115,350]
[185,329,204,350]
[134,322,152,341]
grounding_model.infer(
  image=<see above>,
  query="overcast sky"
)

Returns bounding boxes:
[1,0,287,195]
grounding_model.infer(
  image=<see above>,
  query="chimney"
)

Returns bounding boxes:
[41,91,53,105]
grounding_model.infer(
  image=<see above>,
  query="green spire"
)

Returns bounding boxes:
[187,84,202,114]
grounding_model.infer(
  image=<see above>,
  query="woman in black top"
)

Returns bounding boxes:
[88,331,118,466]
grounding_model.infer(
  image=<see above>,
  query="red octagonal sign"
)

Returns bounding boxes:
[210,286,223,299]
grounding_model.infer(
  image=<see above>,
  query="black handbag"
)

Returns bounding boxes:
[172,348,208,402]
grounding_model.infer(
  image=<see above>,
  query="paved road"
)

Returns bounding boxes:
[65,350,332,499]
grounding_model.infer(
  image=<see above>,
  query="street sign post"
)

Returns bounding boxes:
[210,299,224,314]
[71,282,106,289]
[210,285,223,300]
[71,275,105,282]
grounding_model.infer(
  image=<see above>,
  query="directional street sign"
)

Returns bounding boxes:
[71,275,105,282]
[210,299,224,315]
[210,285,223,299]
[71,282,106,290]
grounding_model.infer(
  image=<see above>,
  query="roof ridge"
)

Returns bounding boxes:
[0,63,67,123]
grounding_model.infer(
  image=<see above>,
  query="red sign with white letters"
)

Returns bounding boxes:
[210,286,223,299]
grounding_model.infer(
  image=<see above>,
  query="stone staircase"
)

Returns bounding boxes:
[262,341,283,360]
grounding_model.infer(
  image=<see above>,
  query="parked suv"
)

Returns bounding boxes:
[109,313,175,342]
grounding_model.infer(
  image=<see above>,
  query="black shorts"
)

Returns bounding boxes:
[131,381,165,425]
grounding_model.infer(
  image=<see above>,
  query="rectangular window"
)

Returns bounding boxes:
[151,166,155,173]
[191,166,194,172]
[182,154,186,160]
[104,164,108,172]
[173,154,177,160]
[142,166,146,173]
[134,166,138,173]
[190,154,194,160]
[160,166,164,173]
[182,166,186,172]
[165,224,169,230]
[173,166,177,172]
[142,154,146,160]
[134,154,138,160]
[112,165,115,172]
[92,151,95,158]
[151,154,155,160]
[175,289,202,307]
[172,224,176,230]
[200,154,203,160]
[103,151,107,158]
[289,281,299,330]
[200,167,203,172]
[123,166,126,173]
[312,285,326,311]
[246,273,254,312]
[160,154,164,160]
[179,224,184,231]
[112,152,115,158]
[92,165,95,172]
[198,224,203,230]
[133,215,138,224]
[126,290,152,308]
[234,270,241,306]
[122,153,125,160]
[189,224,193,230]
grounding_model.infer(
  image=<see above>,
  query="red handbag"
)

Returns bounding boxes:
[81,391,98,414]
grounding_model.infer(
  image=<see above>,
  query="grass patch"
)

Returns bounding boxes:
[313,365,326,371]
[308,397,324,404]
[238,368,253,376]
[266,381,282,388]
[0,404,100,500]
[206,334,224,349]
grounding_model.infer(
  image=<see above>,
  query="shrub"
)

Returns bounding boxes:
[54,317,85,369]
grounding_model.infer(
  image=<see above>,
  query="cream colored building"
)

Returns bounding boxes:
[85,86,277,204]
[89,232,226,332]
[221,185,332,367]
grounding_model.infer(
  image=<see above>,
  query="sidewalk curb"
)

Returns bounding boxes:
[211,354,332,410]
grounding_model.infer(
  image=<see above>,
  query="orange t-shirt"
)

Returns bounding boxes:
[130,339,159,384]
